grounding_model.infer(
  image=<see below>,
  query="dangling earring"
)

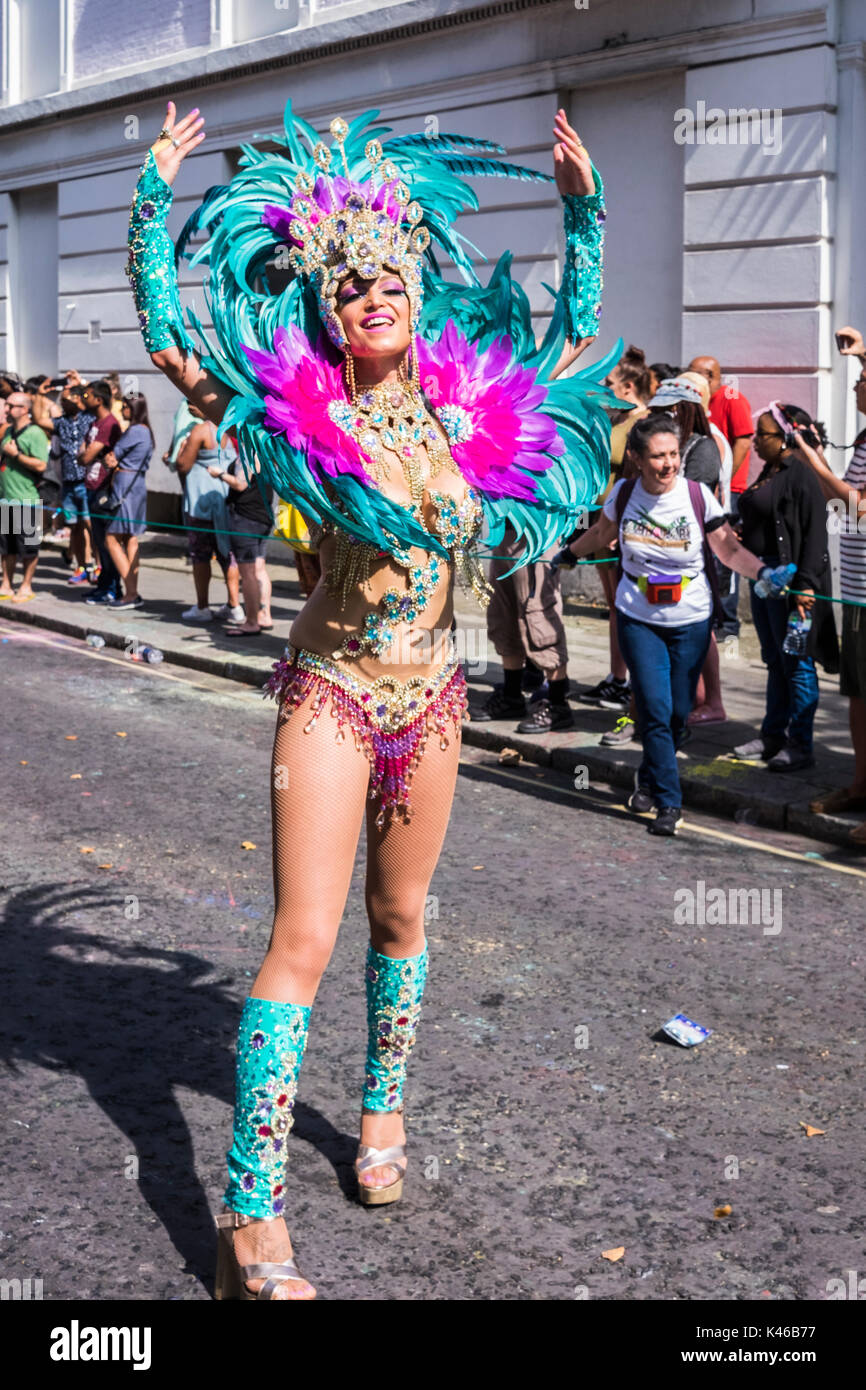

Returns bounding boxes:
[344,349,356,403]
[410,328,420,391]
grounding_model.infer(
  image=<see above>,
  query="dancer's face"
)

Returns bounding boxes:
[335,272,411,361]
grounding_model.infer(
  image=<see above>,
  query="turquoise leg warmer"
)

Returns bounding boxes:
[362,942,429,1112]
[223,997,311,1220]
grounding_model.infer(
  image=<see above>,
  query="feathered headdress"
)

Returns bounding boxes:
[175,102,619,565]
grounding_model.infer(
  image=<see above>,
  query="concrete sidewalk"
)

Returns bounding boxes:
[3,533,863,850]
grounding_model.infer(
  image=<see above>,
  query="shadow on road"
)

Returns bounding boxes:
[0,880,357,1297]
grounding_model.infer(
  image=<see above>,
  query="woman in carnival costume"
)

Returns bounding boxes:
[127,98,619,1300]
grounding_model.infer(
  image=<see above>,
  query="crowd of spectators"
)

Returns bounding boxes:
[0,368,281,634]
[477,326,866,839]
[3,330,866,839]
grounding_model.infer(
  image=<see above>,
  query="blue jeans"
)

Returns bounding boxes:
[617,610,714,809]
[749,583,819,753]
[89,512,122,598]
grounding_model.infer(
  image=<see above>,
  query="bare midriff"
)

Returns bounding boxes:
[288,444,475,685]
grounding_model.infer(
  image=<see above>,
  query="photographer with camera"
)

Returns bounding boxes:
[731,402,839,772]
[56,383,96,582]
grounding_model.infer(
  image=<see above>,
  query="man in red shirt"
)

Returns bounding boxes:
[80,380,123,602]
[688,355,754,634]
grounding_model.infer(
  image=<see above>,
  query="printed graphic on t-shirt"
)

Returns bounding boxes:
[621,510,694,550]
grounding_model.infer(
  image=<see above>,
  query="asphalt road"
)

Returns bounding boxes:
[1,619,865,1303]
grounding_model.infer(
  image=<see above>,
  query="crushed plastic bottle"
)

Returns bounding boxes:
[85,634,106,649]
[129,645,163,665]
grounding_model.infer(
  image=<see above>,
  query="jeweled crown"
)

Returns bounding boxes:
[279,117,430,349]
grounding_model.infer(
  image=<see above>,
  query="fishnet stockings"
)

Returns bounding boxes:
[252,684,461,1006]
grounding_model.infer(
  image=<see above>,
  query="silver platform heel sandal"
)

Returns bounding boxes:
[214,1211,316,1300]
[354,1108,408,1207]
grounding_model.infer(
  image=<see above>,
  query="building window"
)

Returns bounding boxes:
[70,0,210,82]
[19,0,62,102]
[232,0,300,43]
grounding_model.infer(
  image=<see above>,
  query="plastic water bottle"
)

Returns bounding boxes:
[754,562,797,599]
[782,614,811,656]
[85,633,106,649]
[128,644,163,664]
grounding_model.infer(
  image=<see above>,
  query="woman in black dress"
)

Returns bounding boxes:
[732,402,838,771]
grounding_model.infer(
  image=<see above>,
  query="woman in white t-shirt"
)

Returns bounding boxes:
[555,416,792,835]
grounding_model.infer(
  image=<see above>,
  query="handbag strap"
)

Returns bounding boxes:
[613,477,638,585]
[686,477,725,625]
[107,445,150,504]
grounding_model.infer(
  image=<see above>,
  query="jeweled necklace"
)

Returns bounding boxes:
[328,373,460,519]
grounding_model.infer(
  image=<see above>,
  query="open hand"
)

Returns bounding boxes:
[553,109,595,197]
[150,101,206,187]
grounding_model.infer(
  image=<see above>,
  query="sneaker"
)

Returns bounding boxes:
[600,715,636,747]
[627,773,655,816]
[182,604,214,622]
[67,568,89,586]
[516,699,575,734]
[84,591,117,606]
[732,737,784,761]
[648,806,683,836]
[112,595,144,610]
[88,565,101,584]
[767,745,815,774]
[471,685,527,722]
[582,675,631,710]
[215,603,246,623]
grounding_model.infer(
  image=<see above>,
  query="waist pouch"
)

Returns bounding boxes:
[624,567,696,605]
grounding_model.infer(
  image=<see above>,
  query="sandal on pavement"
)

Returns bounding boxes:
[355,1110,408,1207]
[687,706,727,726]
[214,1211,316,1301]
[809,788,866,816]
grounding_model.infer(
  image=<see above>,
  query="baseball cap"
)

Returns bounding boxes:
[647,375,705,409]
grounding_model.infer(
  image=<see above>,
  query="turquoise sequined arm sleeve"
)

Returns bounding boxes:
[559,164,606,344]
[126,149,198,357]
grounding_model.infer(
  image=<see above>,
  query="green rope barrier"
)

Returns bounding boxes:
[39,506,866,608]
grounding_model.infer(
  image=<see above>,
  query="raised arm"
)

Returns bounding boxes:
[127,101,236,428]
[551,109,605,372]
